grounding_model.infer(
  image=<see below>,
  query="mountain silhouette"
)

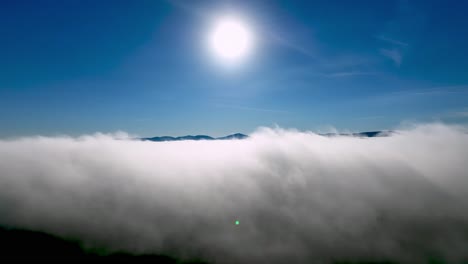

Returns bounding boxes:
[142,133,247,142]
[141,131,390,142]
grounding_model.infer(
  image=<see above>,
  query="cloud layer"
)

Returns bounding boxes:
[1,124,468,263]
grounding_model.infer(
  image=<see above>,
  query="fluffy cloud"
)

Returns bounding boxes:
[0,124,468,263]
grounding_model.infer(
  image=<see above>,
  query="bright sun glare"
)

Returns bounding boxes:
[209,17,253,64]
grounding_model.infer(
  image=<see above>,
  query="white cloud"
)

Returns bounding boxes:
[377,35,409,47]
[1,124,468,263]
[380,48,403,66]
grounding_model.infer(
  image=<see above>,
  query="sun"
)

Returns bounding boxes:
[208,16,254,64]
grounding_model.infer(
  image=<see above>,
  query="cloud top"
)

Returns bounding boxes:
[1,124,468,263]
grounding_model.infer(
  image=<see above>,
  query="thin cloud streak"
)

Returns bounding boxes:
[268,32,318,59]
[215,103,290,114]
[353,115,385,120]
[323,71,380,78]
[380,48,403,66]
[377,35,409,47]
[386,85,468,97]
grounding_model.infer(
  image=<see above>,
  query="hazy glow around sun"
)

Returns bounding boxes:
[208,16,253,64]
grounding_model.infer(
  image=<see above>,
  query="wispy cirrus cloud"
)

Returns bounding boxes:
[386,85,468,97]
[380,48,403,66]
[377,35,409,47]
[215,103,290,114]
[267,29,319,59]
[353,115,385,120]
[377,35,407,66]
[375,0,423,67]
[323,71,380,78]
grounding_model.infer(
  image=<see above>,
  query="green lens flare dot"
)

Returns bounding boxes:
[235,220,240,225]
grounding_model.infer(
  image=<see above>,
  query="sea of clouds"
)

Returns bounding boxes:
[0,123,468,263]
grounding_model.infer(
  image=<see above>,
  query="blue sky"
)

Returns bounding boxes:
[1,0,468,137]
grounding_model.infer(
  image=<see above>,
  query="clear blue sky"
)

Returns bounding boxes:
[1,0,468,137]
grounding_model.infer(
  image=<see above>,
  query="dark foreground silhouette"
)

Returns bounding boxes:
[0,226,208,263]
[0,226,456,263]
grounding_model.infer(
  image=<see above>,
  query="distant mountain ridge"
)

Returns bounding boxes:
[141,131,390,142]
[141,133,248,142]
[320,131,392,137]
